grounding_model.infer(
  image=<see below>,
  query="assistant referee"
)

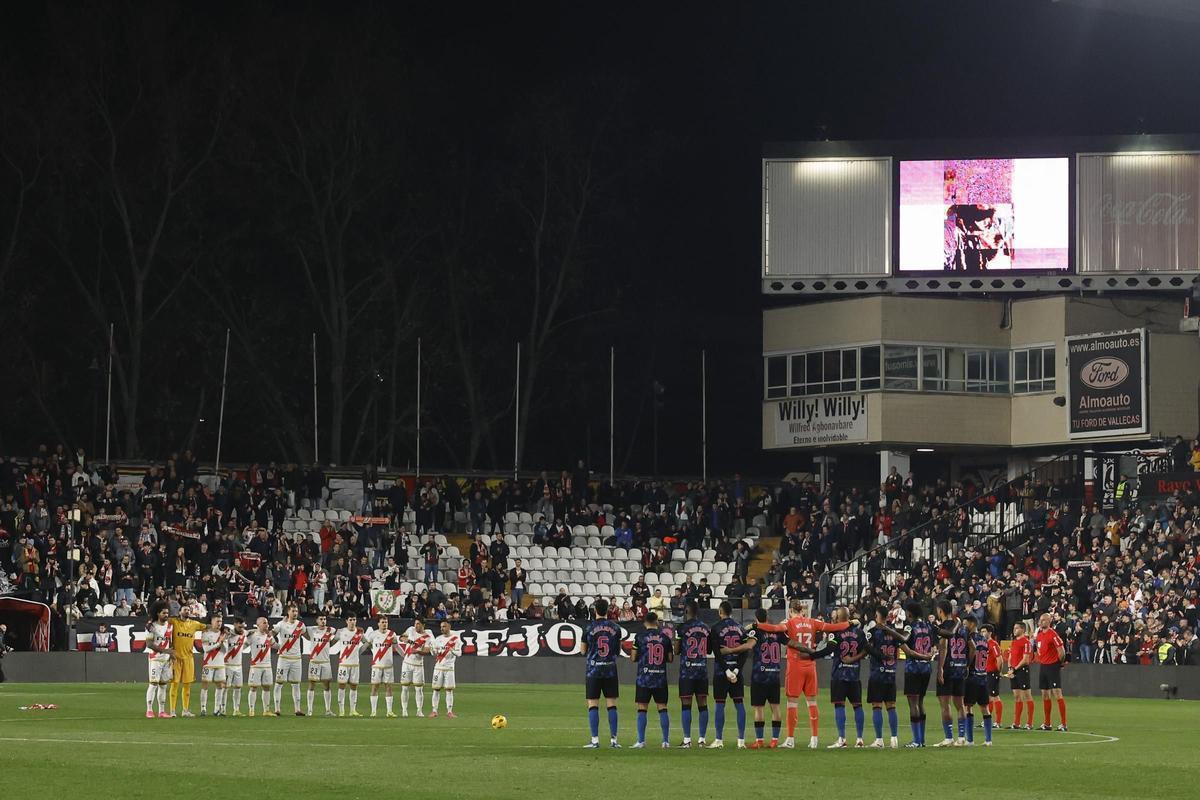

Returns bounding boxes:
[1034,613,1067,732]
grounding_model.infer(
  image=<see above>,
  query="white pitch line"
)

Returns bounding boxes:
[999,731,1119,747]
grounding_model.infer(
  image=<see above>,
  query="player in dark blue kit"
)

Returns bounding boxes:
[901,601,938,747]
[864,607,902,749]
[792,606,867,748]
[723,607,784,749]
[962,618,993,746]
[581,598,622,748]
[709,601,749,749]
[631,611,673,748]
[933,599,969,747]
[673,601,711,747]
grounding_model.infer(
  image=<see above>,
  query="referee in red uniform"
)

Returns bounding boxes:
[1033,613,1067,731]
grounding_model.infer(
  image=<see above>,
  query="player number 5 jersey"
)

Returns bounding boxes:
[431,633,462,671]
[146,622,173,663]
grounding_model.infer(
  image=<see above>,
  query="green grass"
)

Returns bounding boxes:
[0,683,1196,799]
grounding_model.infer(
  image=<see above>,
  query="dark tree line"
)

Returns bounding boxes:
[0,4,689,472]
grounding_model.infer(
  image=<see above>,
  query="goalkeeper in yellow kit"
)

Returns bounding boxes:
[169,605,208,717]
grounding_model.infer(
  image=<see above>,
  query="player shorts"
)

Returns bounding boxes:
[308,661,333,682]
[400,662,425,686]
[904,670,930,697]
[785,664,819,698]
[171,656,195,684]
[866,679,896,704]
[964,680,989,707]
[1010,667,1030,691]
[678,676,709,699]
[635,684,669,706]
[225,664,243,688]
[148,658,173,684]
[585,675,620,701]
[338,663,361,685]
[248,666,273,687]
[987,673,1001,697]
[712,670,744,702]
[1038,664,1062,690]
[371,665,394,685]
[275,660,302,683]
[750,681,781,706]
[936,676,965,697]
[830,678,862,705]
[200,664,226,684]
[432,669,456,690]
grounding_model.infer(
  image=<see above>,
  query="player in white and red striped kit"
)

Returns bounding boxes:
[220,618,249,716]
[305,614,337,717]
[400,619,433,717]
[429,621,462,718]
[272,603,307,716]
[365,616,403,718]
[245,617,278,717]
[336,614,368,716]
[198,614,227,716]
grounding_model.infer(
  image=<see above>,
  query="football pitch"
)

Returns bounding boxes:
[1,683,1197,799]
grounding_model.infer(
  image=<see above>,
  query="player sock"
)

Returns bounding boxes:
[386,695,394,714]
[994,699,1003,726]
[1025,699,1034,724]
[339,688,346,713]
[918,715,926,745]
[307,690,315,716]
[681,706,692,738]
[636,709,648,744]
[323,690,332,713]
[146,686,156,712]
[786,706,798,738]
[714,700,726,740]
[1043,698,1052,726]
[957,716,966,739]
[370,695,379,714]
[350,689,358,712]
[588,707,600,739]
[200,688,208,713]
[734,701,746,739]
[400,686,409,715]
[807,704,819,738]
[157,685,167,713]
[872,707,883,739]
[965,713,975,743]
[942,718,953,740]
[658,709,670,744]
[607,706,618,738]
[446,690,454,713]
[248,689,257,713]
[887,707,898,738]
[232,689,240,715]
[1013,700,1023,726]
[168,682,178,713]
[852,705,864,739]
[216,687,225,713]
[432,691,441,714]
[1057,698,1067,726]
[415,686,424,714]
[910,715,920,743]
[754,721,765,741]
[291,684,302,712]
[834,704,846,739]
[273,684,283,712]
[771,720,781,740]
[983,714,993,743]
[698,705,709,739]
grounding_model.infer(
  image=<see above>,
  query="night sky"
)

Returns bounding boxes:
[2,1,1198,477]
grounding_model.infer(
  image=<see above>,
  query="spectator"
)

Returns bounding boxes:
[509,559,528,608]
[420,535,442,583]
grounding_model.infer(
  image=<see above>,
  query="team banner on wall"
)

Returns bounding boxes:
[772,393,867,447]
[1138,472,1200,499]
[1066,328,1147,439]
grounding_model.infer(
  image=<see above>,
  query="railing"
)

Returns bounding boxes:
[819,451,1084,610]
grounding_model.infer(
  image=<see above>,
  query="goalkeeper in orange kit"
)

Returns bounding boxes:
[168,605,208,716]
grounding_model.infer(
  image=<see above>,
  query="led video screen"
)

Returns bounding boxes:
[899,158,1069,271]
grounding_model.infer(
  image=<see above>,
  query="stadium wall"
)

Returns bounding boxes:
[6,653,1199,700]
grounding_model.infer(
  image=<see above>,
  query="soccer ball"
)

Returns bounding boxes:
[490,714,508,730]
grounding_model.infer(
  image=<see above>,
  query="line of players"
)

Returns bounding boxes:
[141,601,463,719]
[581,596,1068,749]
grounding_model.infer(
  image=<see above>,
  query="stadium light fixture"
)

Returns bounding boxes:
[916,448,934,452]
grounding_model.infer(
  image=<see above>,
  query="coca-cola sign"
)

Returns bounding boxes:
[1093,192,1194,226]
[1079,357,1130,389]
[1078,153,1200,273]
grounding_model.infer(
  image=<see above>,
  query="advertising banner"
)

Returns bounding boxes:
[1066,328,1147,439]
[771,393,868,447]
[1137,471,1200,499]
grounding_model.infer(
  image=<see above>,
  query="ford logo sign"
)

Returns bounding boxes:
[1080,357,1129,389]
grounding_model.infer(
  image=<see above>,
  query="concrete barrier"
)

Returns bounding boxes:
[4,653,1198,700]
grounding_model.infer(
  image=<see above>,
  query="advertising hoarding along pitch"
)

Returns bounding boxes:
[899,157,1070,272]
[1066,328,1147,439]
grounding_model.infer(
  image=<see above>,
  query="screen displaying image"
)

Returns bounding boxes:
[899,158,1069,271]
